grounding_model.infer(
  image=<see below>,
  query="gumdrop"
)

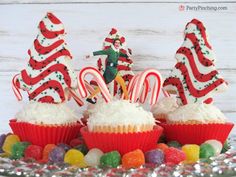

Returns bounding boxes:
[204,140,222,155]
[182,144,200,163]
[100,151,121,168]
[24,145,43,161]
[69,138,84,147]
[49,147,65,163]
[57,143,71,152]
[156,143,169,152]
[74,144,88,155]
[0,134,6,153]
[221,140,230,153]
[64,149,87,167]
[122,149,145,169]
[200,143,215,159]
[164,147,186,164]
[42,144,56,162]
[145,149,164,165]
[11,142,30,160]
[84,148,104,167]
[167,141,181,148]
[2,134,20,155]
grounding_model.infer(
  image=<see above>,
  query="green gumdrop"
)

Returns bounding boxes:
[74,144,88,155]
[200,143,215,159]
[100,151,121,168]
[167,141,182,148]
[221,141,230,153]
[11,142,31,160]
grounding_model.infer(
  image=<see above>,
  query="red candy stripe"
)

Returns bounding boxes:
[29,80,65,102]
[185,33,213,66]
[104,38,114,43]
[39,21,64,39]
[110,28,117,35]
[47,12,62,24]
[38,96,55,103]
[177,47,218,82]
[34,39,64,55]
[175,63,225,97]
[29,49,71,69]
[189,19,212,49]
[21,64,71,86]
[163,77,188,105]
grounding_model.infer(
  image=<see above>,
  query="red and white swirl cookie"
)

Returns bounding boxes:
[163,19,228,105]
[16,12,78,104]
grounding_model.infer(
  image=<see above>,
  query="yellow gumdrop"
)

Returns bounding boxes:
[64,149,85,167]
[182,144,200,163]
[2,135,20,155]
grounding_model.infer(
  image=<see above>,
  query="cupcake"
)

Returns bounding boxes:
[161,103,233,144]
[10,102,82,147]
[162,19,233,145]
[81,100,163,155]
[10,12,82,147]
[151,97,178,123]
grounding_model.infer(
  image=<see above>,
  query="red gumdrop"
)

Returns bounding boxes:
[24,145,43,161]
[164,147,186,164]
[69,138,84,147]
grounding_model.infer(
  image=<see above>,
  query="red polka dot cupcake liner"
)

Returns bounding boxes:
[81,125,163,155]
[9,119,83,147]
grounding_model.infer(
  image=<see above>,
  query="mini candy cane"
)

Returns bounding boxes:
[69,89,84,106]
[127,73,140,99]
[130,68,162,105]
[12,74,22,101]
[85,80,96,94]
[139,79,150,104]
[162,88,170,97]
[125,73,149,103]
[78,66,112,103]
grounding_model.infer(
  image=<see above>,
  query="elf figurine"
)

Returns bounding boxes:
[86,37,130,104]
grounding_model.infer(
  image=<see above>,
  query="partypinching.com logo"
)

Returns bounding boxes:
[179,4,228,11]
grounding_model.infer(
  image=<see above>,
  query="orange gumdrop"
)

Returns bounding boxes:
[42,144,56,162]
[156,143,169,152]
[122,149,145,169]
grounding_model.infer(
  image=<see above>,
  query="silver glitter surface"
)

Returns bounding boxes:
[0,136,236,177]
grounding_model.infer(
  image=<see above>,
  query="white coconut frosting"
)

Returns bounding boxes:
[151,97,179,115]
[168,103,227,123]
[15,102,78,125]
[87,99,155,131]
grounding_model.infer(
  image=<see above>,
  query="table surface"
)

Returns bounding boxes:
[0,1,235,134]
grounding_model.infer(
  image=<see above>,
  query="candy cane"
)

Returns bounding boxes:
[12,74,22,101]
[162,88,170,97]
[69,89,84,106]
[127,73,150,104]
[139,79,150,104]
[130,68,162,105]
[78,66,112,103]
[85,80,96,94]
[127,73,140,99]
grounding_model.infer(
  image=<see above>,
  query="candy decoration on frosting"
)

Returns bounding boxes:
[129,68,162,106]
[12,12,82,104]
[78,67,112,103]
[163,19,228,105]
[90,28,134,97]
